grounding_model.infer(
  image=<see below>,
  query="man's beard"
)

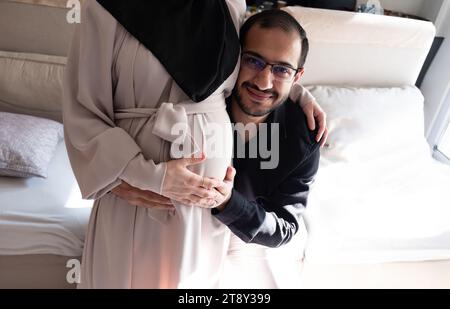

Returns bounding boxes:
[233,82,287,117]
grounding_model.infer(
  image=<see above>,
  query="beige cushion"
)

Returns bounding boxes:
[5,0,70,8]
[0,112,63,178]
[284,6,435,87]
[0,51,66,122]
[0,1,75,56]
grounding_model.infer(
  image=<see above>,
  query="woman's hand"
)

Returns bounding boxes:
[162,152,224,207]
[301,100,328,147]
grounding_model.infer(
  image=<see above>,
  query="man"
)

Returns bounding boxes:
[112,9,323,288]
[212,8,319,244]
[211,9,320,288]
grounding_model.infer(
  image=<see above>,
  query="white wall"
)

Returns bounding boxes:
[357,0,447,31]
[356,0,425,16]
[421,3,450,142]
[434,0,450,36]
[420,0,444,22]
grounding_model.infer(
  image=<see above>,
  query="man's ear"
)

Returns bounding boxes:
[294,68,304,83]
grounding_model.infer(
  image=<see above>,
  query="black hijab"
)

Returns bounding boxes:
[96,0,240,102]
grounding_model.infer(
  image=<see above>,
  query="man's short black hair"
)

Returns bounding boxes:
[239,9,309,68]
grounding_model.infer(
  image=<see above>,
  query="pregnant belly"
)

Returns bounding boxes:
[185,109,233,181]
[124,108,233,182]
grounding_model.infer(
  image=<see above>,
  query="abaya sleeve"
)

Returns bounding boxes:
[62,0,167,200]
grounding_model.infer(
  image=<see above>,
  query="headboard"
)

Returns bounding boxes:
[0,0,74,122]
[0,2,436,122]
[284,7,436,87]
[0,0,75,56]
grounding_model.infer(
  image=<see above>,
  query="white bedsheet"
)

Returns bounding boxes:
[0,141,92,256]
[305,147,450,264]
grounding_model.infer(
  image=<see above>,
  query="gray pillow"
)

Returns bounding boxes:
[0,111,63,178]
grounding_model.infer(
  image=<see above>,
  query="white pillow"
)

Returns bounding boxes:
[307,85,428,163]
[0,112,63,178]
[303,86,450,264]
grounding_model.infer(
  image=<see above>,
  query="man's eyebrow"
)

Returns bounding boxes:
[244,50,296,69]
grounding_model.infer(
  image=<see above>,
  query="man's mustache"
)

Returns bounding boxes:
[242,82,277,97]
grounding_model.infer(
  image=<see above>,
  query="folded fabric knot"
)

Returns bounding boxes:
[152,102,188,142]
[152,102,200,158]
[114,95,226,160]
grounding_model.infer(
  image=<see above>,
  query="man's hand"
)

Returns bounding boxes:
[111,180,174,209]
[214,166,236,211]
[301,100,328,147]
[176,166,235,209]
[162,152,224,207]
[113,153,231,209]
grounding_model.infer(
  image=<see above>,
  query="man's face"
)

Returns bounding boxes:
[234,25,304,117]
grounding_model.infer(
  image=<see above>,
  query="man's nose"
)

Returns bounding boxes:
[253,66,274,91]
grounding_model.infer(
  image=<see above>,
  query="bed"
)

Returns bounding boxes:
[283,7,450,288]
[0,1,449,289]
[0,0,89,289]
[0,141,92,288]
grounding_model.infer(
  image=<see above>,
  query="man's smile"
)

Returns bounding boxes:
[245,86,274,103]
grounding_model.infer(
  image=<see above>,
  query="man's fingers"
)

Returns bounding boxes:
[320,127,329,148]
[112,183,173,206]
[119,180,133,189]
[181,199,194,207]
[314,112,326,142]
[195,198,216,208]
[195,175,222,190]
[215,185,228,196]
[192,186,220,199]
[131,197,175,210]
[224,166,236,182]
[196,198,216,208]
[306,106,316,131]
[111,186,129,199]
[316,127,325,143]
[142,190,173,205]
[214,166,235,195]
[182,195,216,208]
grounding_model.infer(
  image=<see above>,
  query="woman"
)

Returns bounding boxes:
[63,0,325,288]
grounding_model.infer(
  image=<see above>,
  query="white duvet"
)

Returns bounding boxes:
[0,141,92,256]
[304,86,450,264]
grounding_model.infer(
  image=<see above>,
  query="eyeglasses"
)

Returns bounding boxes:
[241,52,301,82]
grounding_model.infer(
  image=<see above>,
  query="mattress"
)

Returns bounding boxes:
[300,260,450,289]
[304,148,450,264]
[0,141,92,256]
